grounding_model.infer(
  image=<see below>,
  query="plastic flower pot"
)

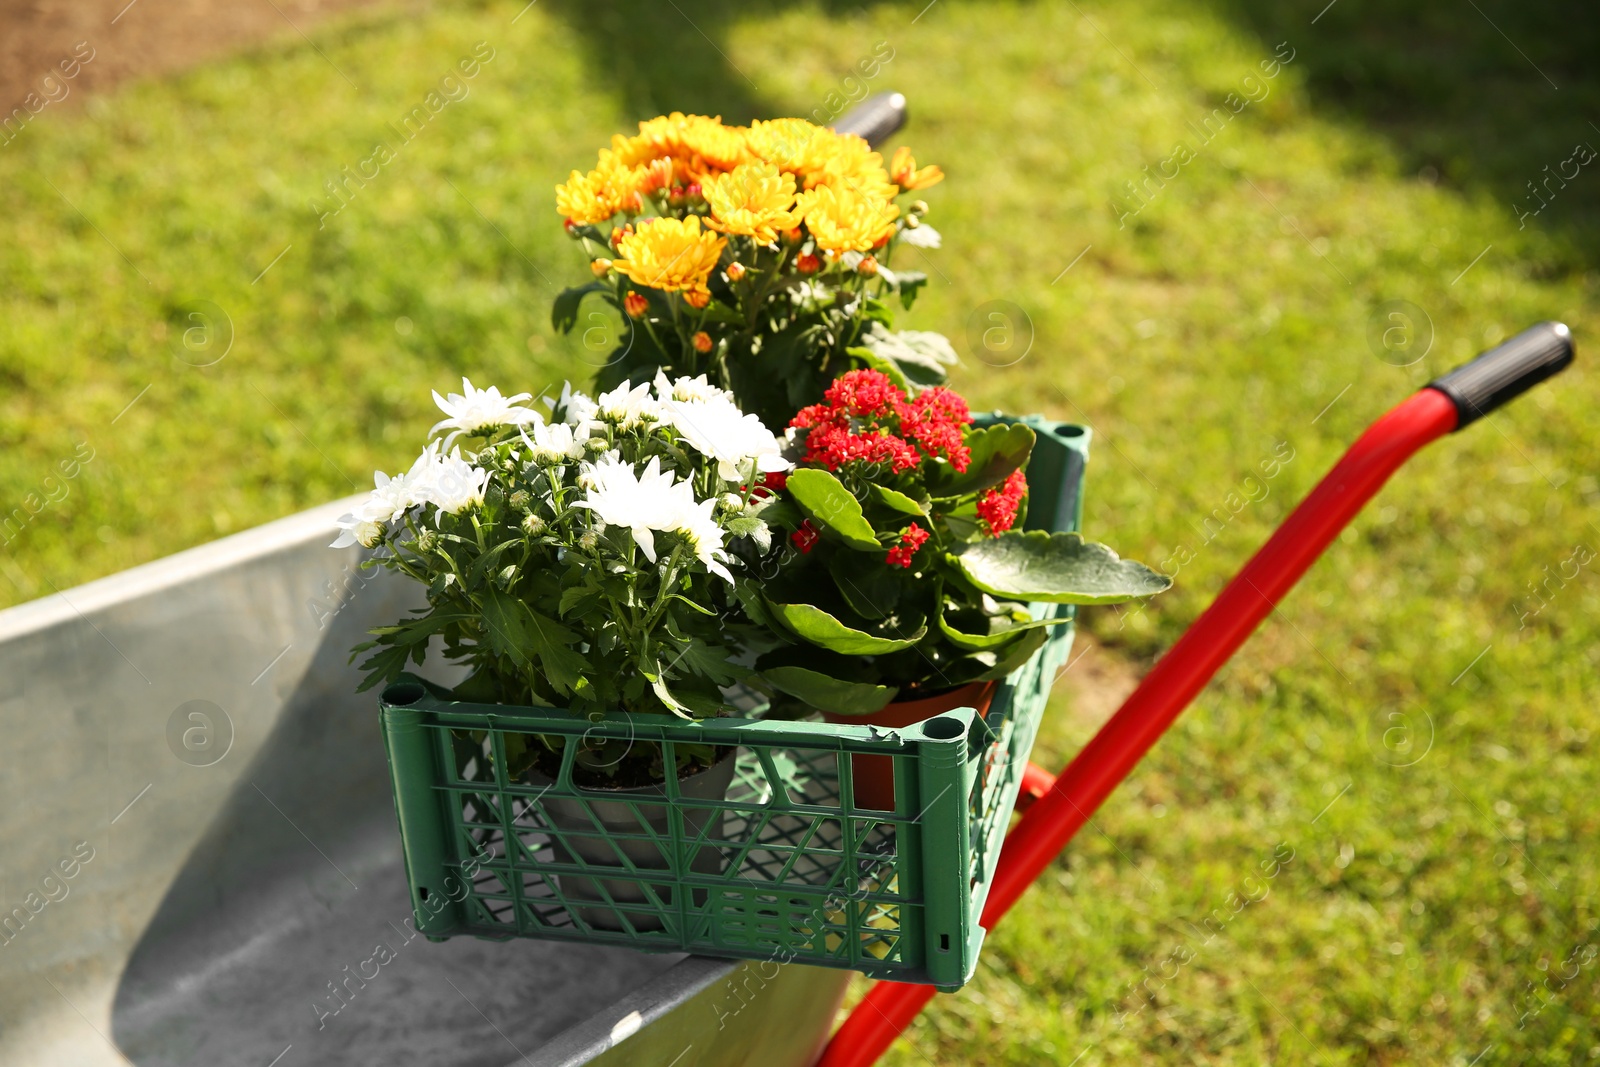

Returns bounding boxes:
[530,749,738,932]
[823,680,998,811]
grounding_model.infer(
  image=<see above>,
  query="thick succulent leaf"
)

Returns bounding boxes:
[871,483,928,516]
[785,469,880,549]
[950,531,1172,604]
[971,627,1051,681]
[828,549,904,620]
[763,665,896,716]
[766,599,926,655]
[930,422,1035,497]
[936,606,1072,651]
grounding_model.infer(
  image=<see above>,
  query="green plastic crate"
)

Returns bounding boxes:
[378,416,1090,990]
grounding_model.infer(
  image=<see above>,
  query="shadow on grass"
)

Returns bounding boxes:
[553,0,1600,272]
[542,0,905,125]
[1177,0,1600,273]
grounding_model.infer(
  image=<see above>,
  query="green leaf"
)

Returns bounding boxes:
[763,665,896,716]
[673,637,751,687]
[930,422,1036,497]
[949,530,1173,604]
[828,549,904,620]
[645,666,694,718]
[448,668,502,704]
[557,582,602,618]
[859,322,958,388]
[694,299,744,325]
[785,469,880,550]
[871,484,928,516]
[937,604,1071,650]
[480,588,590,695]
[733,580,778,630]
[551,281,608,333]
[971,627,1051,681]
[895,270,929,310]
[766,599,926,655]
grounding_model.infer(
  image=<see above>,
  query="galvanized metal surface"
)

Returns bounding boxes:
[0,498,847,1066]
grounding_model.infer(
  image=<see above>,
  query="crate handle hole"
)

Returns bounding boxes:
[418,886,430,902]
[924,716,966,740]
[939,933,950,952]
[384,681,427,706]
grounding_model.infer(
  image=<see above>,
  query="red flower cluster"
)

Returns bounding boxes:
[976,470,1027,537]
[790,370,973,475]
[791,519,820,553]
[885,522,930,568]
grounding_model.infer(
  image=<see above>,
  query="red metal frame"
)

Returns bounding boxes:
[817,388,1461,1067]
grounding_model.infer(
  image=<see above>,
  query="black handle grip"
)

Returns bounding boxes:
[1426,321,1574,429]
[832,92,907,147]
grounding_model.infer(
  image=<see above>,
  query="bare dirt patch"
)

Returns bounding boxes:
[1054,632,1145,730]
[0,0,386,123]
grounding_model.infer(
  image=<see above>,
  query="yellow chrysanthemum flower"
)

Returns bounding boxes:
[745,118,833,178]
[809,133,896,198]
[555,151,640,225]
[619,113,749,178]
[612,215,727,296]
[702,161,799,245]
[796,183,899,255]
[889,146,944,190]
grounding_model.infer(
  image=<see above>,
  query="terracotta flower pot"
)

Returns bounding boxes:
[530,749,736,932]
[822,680,997,812]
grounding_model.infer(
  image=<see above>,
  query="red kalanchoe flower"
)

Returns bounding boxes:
[976,469,1027,536]
[885,522,930,568]
[791,519,820,554]
[897,386,973,472]
[790,371,978,477]
[761,471,788,491]
[801,421,921,474]
[824,368,903,417]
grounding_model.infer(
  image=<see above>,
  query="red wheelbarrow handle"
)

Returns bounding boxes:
[817,321,1574,1067]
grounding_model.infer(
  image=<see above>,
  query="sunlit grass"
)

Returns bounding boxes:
[1,1,1596,1062]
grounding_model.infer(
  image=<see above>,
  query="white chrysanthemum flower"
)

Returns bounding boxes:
[420,446,491,518]
[660,394,793,481]
[669,494,734,584]
[595,380,660,430]
[549,381,600,430]
[518,417,587,465]
[331,443,440,546]
[573,454,685,563]
[429,378,541,449]
[653,370,731,405]
[330,515,385,549]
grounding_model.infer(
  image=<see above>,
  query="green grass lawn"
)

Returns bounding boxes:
[3,0,1597,1062]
